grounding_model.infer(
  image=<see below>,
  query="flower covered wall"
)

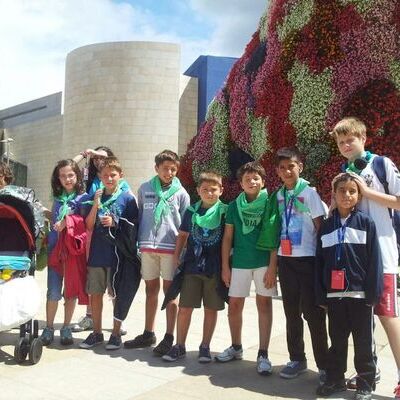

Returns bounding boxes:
[180,0,400,203]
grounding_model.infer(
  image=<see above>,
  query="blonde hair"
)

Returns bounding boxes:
[330,117,367,141]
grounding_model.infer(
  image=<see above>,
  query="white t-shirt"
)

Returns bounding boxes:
[277,185,326,257]
[358,156,400,273]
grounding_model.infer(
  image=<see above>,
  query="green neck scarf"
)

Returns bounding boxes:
[278,178,310,215]
[55,191,77,222]
[188,200,228,230]
[236,189,268,235]
[346,151,373,175]
[83,181,123,214]
[151,176,182,227]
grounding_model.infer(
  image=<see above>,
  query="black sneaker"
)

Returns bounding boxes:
[198,345,212,363]
[79,332,104,349]
[124,333,156,349]
[347,369,380,390]
[153,334,173,356]
[162,344,186,362]
[105,334,122,350]
[354,390,372,400]
[316,380,347,397]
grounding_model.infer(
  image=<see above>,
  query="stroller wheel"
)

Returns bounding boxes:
[28,338,43,365]
[14,337,29,363]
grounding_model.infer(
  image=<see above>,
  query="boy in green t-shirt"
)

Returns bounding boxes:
[216,161,278,375]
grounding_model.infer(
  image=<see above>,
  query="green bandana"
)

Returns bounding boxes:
[346,151,374,175]
[83,181,123,214]
[151,176,182,227]
[188,200,228,230]
[236,189,268,235]
[278,178,310,215]
[54,191,77,222]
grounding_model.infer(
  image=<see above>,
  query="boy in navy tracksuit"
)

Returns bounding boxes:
[315,173,383,400]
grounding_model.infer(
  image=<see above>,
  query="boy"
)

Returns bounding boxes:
[124,150,190,355]
[79,157,138,349]
[216,161,278,375]
[275,147,328,381]
[331,117,400,398]
[162,171,227,362]
[0,161,13,189]
[315,172,383,400]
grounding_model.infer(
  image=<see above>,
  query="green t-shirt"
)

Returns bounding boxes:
[226,200,270,269]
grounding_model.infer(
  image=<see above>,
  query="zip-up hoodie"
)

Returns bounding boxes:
[138,180,190,253]
[315,209,383,306]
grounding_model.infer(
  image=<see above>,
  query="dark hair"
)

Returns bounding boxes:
[197,171,223,188]
[275,146,302,165]
[0,161,14,185]
[332,172,360,193]
[51,159,84,197]
[87,146,115,190]
[154,149,180,167]
[99,156,123,174]
[236,161,266,181]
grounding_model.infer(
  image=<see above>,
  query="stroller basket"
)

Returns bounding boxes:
[0,256,31,271]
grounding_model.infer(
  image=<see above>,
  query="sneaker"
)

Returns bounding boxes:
[394,382,400,400]
[162,344,186,362]
[257,355,273,376]
[40,327,54,346]
[280,360,308,379]
[71,315,93,332]
[124,333,156,349]
[60,326,73,346]
[316,380,347,397]
[354,390,372,400]
[153,334,174,356]
[347,369,380,390]
[105,334,122,350]
[319,369,327,385]
[215,346,243,362]
[198,345,212,363]
[79,332,104,349]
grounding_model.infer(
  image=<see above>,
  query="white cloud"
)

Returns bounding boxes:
[0,0,267,109]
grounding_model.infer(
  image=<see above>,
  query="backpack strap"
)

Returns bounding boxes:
[372,156,393,218]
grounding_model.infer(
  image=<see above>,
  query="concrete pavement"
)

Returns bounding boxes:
[0,269,397,400]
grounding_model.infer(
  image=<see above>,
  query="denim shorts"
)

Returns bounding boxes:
[47,267,63,301]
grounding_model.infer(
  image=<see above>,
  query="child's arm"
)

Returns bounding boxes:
[221,224,234,287]
[172,230,189,269]
[85,189,102,231]
[312,216,323,232]
[263,249,277,289]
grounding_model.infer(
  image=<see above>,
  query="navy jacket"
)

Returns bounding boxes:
[315,209,383,306]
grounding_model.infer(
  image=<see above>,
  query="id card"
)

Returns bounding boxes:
[331,270,345,290]
[281,239,292,256]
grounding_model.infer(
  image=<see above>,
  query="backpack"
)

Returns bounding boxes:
[372,156,400,265]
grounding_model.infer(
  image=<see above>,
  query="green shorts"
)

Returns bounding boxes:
[179,274,225,311]
[86,266,113,295]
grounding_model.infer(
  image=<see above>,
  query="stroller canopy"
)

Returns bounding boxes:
[0,195,35,252]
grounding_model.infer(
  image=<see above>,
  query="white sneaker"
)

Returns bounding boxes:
[215,346,243,362]
[257,355,272,375]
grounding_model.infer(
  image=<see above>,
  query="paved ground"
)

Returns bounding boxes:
[0,269,398,400]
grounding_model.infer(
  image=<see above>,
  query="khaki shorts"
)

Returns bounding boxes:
[141,252,174,281]
[179,274,225,311]
[229,267,278,298]
[87,266,113,295]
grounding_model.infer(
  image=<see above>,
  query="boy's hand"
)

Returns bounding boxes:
[100,215,114,227]
[53,219,66,232]
[94,189,103,207]
[263,268,277,289]
[222,267,231,288]
[352,174,368,196]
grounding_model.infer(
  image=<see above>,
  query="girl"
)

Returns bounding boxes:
[40,159,87,346]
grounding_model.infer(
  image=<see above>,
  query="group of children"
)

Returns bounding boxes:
[2,116,399,400]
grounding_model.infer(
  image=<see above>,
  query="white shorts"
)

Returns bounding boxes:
[140,252,174,281]
[228,267,278,298]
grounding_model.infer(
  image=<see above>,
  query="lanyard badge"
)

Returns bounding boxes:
[281,190,294,255]
[331,213,348,290]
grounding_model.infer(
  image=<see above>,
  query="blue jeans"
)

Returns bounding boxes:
[47,267,63,301]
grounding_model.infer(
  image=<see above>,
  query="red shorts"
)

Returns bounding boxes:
[374,273,399,317]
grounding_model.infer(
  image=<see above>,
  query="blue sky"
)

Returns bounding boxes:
[0,0,266,109]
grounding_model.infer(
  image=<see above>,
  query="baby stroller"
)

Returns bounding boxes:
[0,185,45,364]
